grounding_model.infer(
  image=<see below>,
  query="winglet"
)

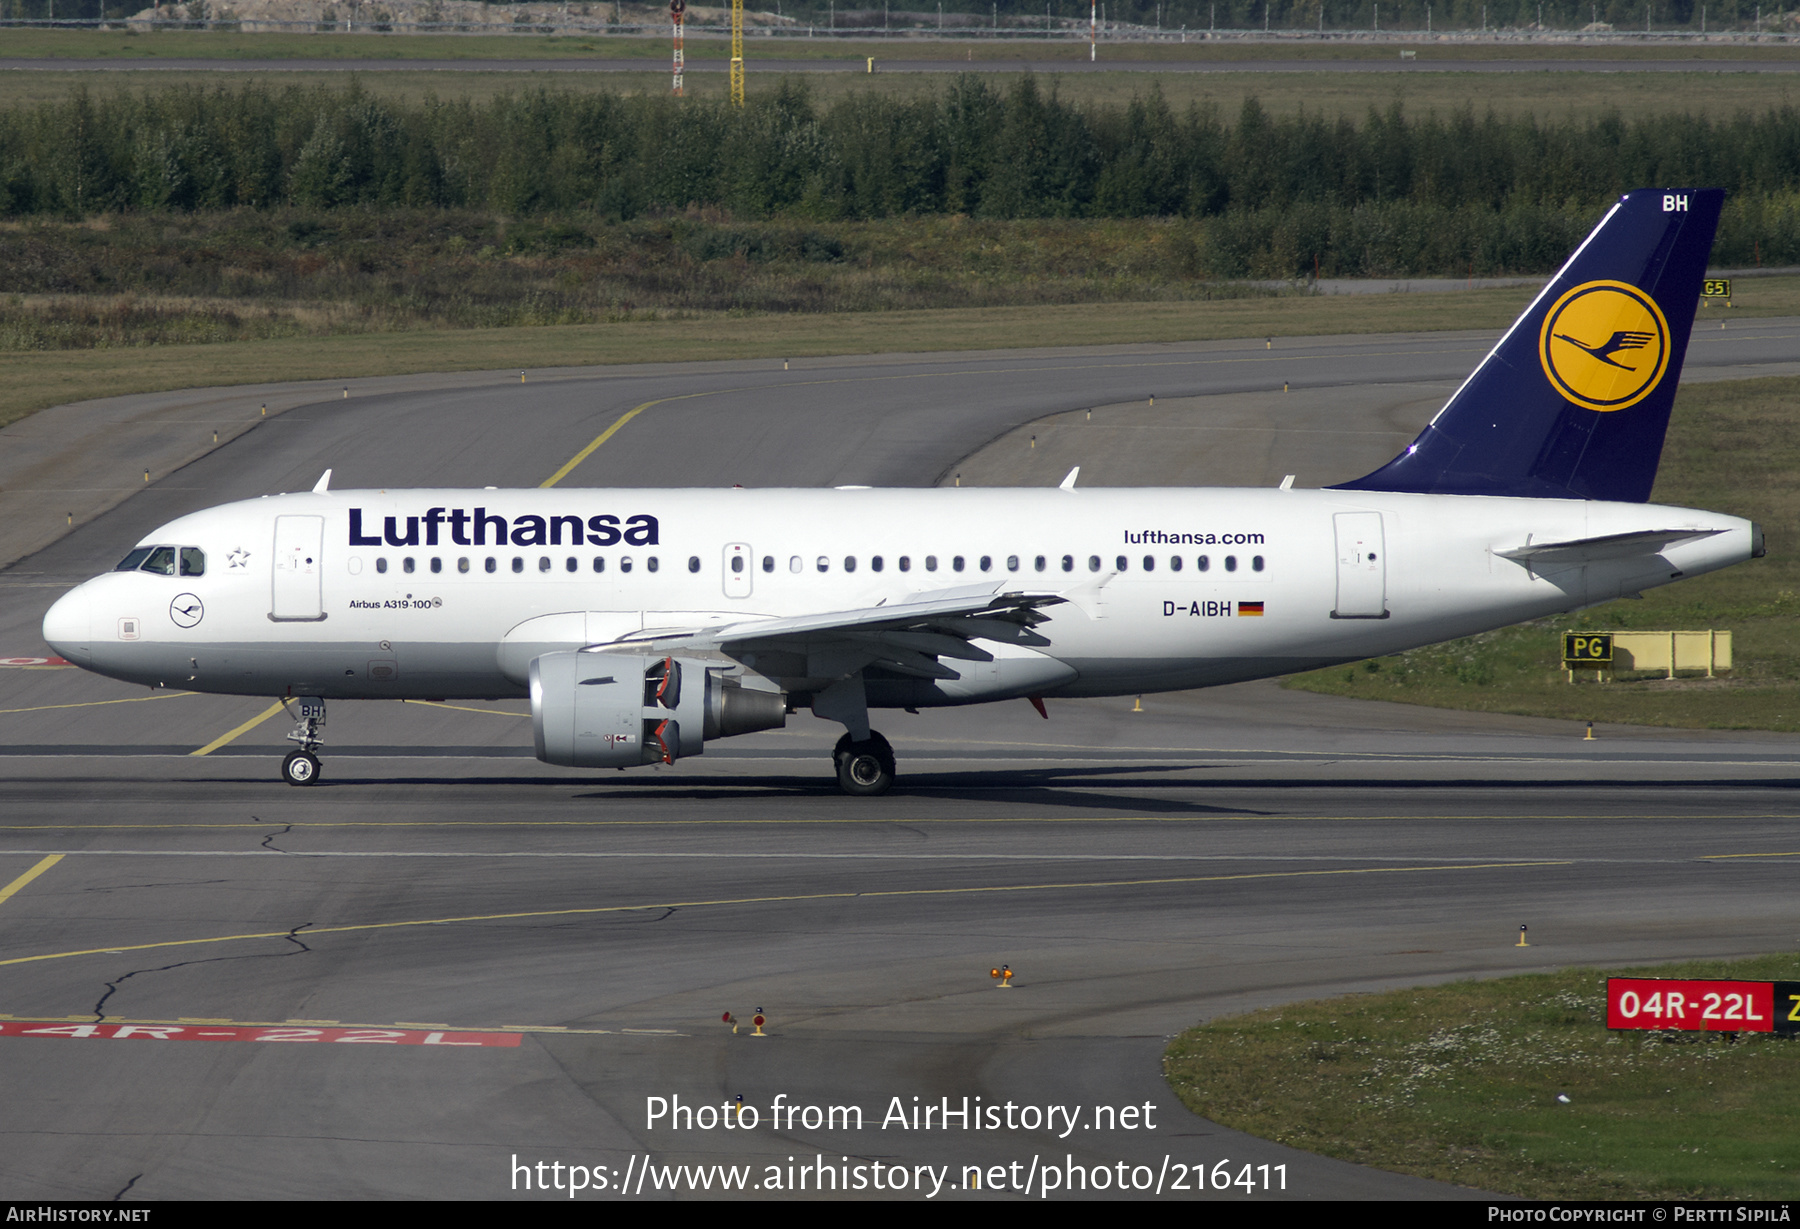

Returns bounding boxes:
[312,469,333,494]
[1059,466,1080,491]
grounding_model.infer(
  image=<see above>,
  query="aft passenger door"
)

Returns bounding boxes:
[272,515,326,621]
[1332,512,1388,619]
[722,543,753,599]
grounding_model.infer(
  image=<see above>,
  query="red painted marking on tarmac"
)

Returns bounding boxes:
[0,657,70,667]
[0,1021,522,1047]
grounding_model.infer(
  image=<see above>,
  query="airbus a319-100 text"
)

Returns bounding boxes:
[42,189,1762,793]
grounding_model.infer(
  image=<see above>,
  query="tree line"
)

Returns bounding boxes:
[3,79,1795,274]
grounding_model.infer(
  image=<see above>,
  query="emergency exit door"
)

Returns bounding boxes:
[272,515,326,621]
[722,543,753,599]
[1332,512,1388,619]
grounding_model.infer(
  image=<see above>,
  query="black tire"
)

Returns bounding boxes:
[282,749,322,787]
[833,731,895,796]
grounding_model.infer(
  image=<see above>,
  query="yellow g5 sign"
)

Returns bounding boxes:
[1538,280,1671,412]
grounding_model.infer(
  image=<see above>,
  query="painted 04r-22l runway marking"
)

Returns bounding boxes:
[0,1021,522,1047]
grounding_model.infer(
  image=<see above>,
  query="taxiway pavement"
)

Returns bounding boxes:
[2,327,1797,1199]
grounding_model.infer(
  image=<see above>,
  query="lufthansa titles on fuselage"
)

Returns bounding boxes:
[1122,529,1266,545]
[349,507,660,549]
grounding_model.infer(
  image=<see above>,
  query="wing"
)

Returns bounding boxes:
[598,581,1066,683]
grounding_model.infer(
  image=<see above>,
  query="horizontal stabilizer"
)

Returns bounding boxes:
[1496,528,1722,564]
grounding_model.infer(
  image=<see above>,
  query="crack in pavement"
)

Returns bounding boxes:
[91,924,314,1022]
[252,814,293,853]
[111,1173,141,1201]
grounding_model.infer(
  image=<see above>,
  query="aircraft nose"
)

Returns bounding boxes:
[41,584,92,662]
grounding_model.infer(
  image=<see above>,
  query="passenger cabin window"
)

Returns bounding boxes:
[621,557,634,573]
[459,558,470,573]
[647,557,659,573]
[1142,556,1154,572]
[512,557,524,574]
[898,556,911,573]
[538,556,551,573]
[844,557,857,573]
[1197,555,1210,572]
[1116,556,1128,571]
[592,557,605,573]
[403,557,415,574]
[871,556,884,573]
[1088,556,1101,572]
[376,557,389,574]
[431,557,443,574]
[816,557,829,573]
[1006,556,1019,572]
[1253,555,1265,572]
[926,556,938,572]
[762,556,775,573]
[1170,556,1182,572]
[566,557,578,573]
[1225,555,1238,572]
[952,556,964,572]
[979,556,992,573]
[485,557,497,573]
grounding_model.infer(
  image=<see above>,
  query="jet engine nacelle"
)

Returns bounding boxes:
[530,651,787,769]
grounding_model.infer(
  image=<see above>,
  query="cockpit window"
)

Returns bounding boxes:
[117,545,202,576]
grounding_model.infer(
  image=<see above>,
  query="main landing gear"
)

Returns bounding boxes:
[281,696,327,787]
[833,731,895,797]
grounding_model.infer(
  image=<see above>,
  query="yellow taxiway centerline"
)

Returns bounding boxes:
[0,860,1569,969]
[0,855,62,907]
[190,700,287,757]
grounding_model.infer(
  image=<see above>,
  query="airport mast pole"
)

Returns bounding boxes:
[731,0,746,106]
[671,0,686,96]
[1090,0,1096,58]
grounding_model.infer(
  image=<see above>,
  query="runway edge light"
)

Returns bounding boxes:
[1517,925,1530,948]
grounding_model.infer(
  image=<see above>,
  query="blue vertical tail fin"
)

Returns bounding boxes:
[1333,188,1723,503]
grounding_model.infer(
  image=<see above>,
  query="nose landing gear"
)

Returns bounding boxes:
[281,696,326,786]
[281,748,322,786]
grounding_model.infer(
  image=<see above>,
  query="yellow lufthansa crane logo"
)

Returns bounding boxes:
[1538,280,1671,412]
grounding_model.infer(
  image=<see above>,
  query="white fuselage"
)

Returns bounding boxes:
[43,486,1756,705]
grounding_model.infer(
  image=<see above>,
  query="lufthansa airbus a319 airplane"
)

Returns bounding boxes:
[42,188,1762,794]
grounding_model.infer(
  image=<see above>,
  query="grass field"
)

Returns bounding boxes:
[1165,954,1800,1199]
[4,64,1799,117]
[0,287,1546,430]
[1285,372,1800,731]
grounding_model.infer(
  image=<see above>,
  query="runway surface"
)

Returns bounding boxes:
[2,322,1799,1199]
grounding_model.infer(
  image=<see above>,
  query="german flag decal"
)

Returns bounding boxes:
[1238,601,1265,617]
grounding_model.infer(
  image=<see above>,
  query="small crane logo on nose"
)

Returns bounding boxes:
[170,595,205,629]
